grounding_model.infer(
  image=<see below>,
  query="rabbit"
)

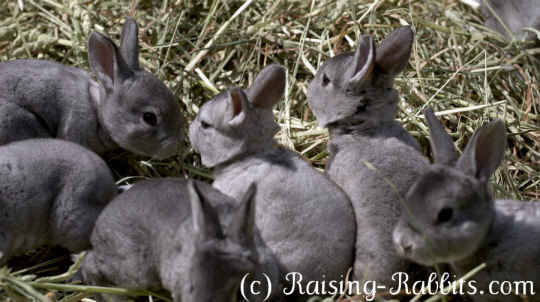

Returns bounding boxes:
[0,17,184,158]
[306,26,433,290]
[461,0,540,41]
[189,64,357,295]
[393,107,540,302]
[81,179,261,302]
[0,139,117,266]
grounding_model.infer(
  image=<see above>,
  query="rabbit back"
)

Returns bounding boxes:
[0,139,116,264]
[327,134,430,284]
[213,147,356,283]
[0,60,114,153]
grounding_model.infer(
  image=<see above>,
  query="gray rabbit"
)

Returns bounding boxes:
[0,18,184,158]
[393,108,540,302]
[0,139,117,266]
[189,64,356,293]
[461,0,540,41]
[307,27,432,288]
[81,179,259,302]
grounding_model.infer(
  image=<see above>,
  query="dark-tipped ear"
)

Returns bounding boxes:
[375,26,414,75]
[424,107,459,165]
[348,35,375,86]
[246,64,286,109]
[457,120,507,181]
[120,17,140,70]
[228,184,257,247]
[88,32,133,91]
[227,88,248,127]
[189,181,223,241]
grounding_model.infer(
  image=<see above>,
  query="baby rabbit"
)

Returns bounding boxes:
[0,139,116,266]
[393,108,540,302]
[462,0,540,41]
[307,27,431,288]
[81,179,258,302]
[189,65,356,290]
[0,18,184,158]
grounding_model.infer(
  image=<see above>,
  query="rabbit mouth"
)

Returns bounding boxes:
[153,141,180,159]
[328,119,366,133]
[328,117,365,127]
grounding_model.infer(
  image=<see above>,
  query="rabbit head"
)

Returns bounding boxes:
[307,26,414,131]
[393,108,506,266]
[88,18,184,159]
[175,182,257,302]
[189,64,286,167]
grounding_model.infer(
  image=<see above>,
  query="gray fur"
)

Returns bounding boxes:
[81,179,259,302]
[393,108,540,301]
[0,18,184,158]
[0,139,117,265]
[189,64,356,293]
[479,0,540,41]
[307,27,431,287]
[119,17,140,70]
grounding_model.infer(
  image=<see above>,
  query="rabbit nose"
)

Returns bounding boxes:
[400,240,413,254]
[355,102,367,114]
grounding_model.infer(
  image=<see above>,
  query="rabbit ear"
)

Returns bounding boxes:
[246,64,286,109]
[375,26,414,75]
[424,107,459,165]
[227,88,249,128]
[88,32,133,91]
[457,120,506,181]
[228,183,257,247]
[348,35,375,87]
[120,17,140,70]
[189,181,223,241]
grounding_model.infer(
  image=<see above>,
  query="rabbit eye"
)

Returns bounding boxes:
[437,207,453,223]
[200,121,212,129]
[322,73,330,86]
[143,112,158,126]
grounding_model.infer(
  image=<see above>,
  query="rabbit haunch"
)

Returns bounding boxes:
[307,26,433,286]
[393,108,540,302]
[0,18,184,158]
[0,139,116,265]
[189,64,356,292]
